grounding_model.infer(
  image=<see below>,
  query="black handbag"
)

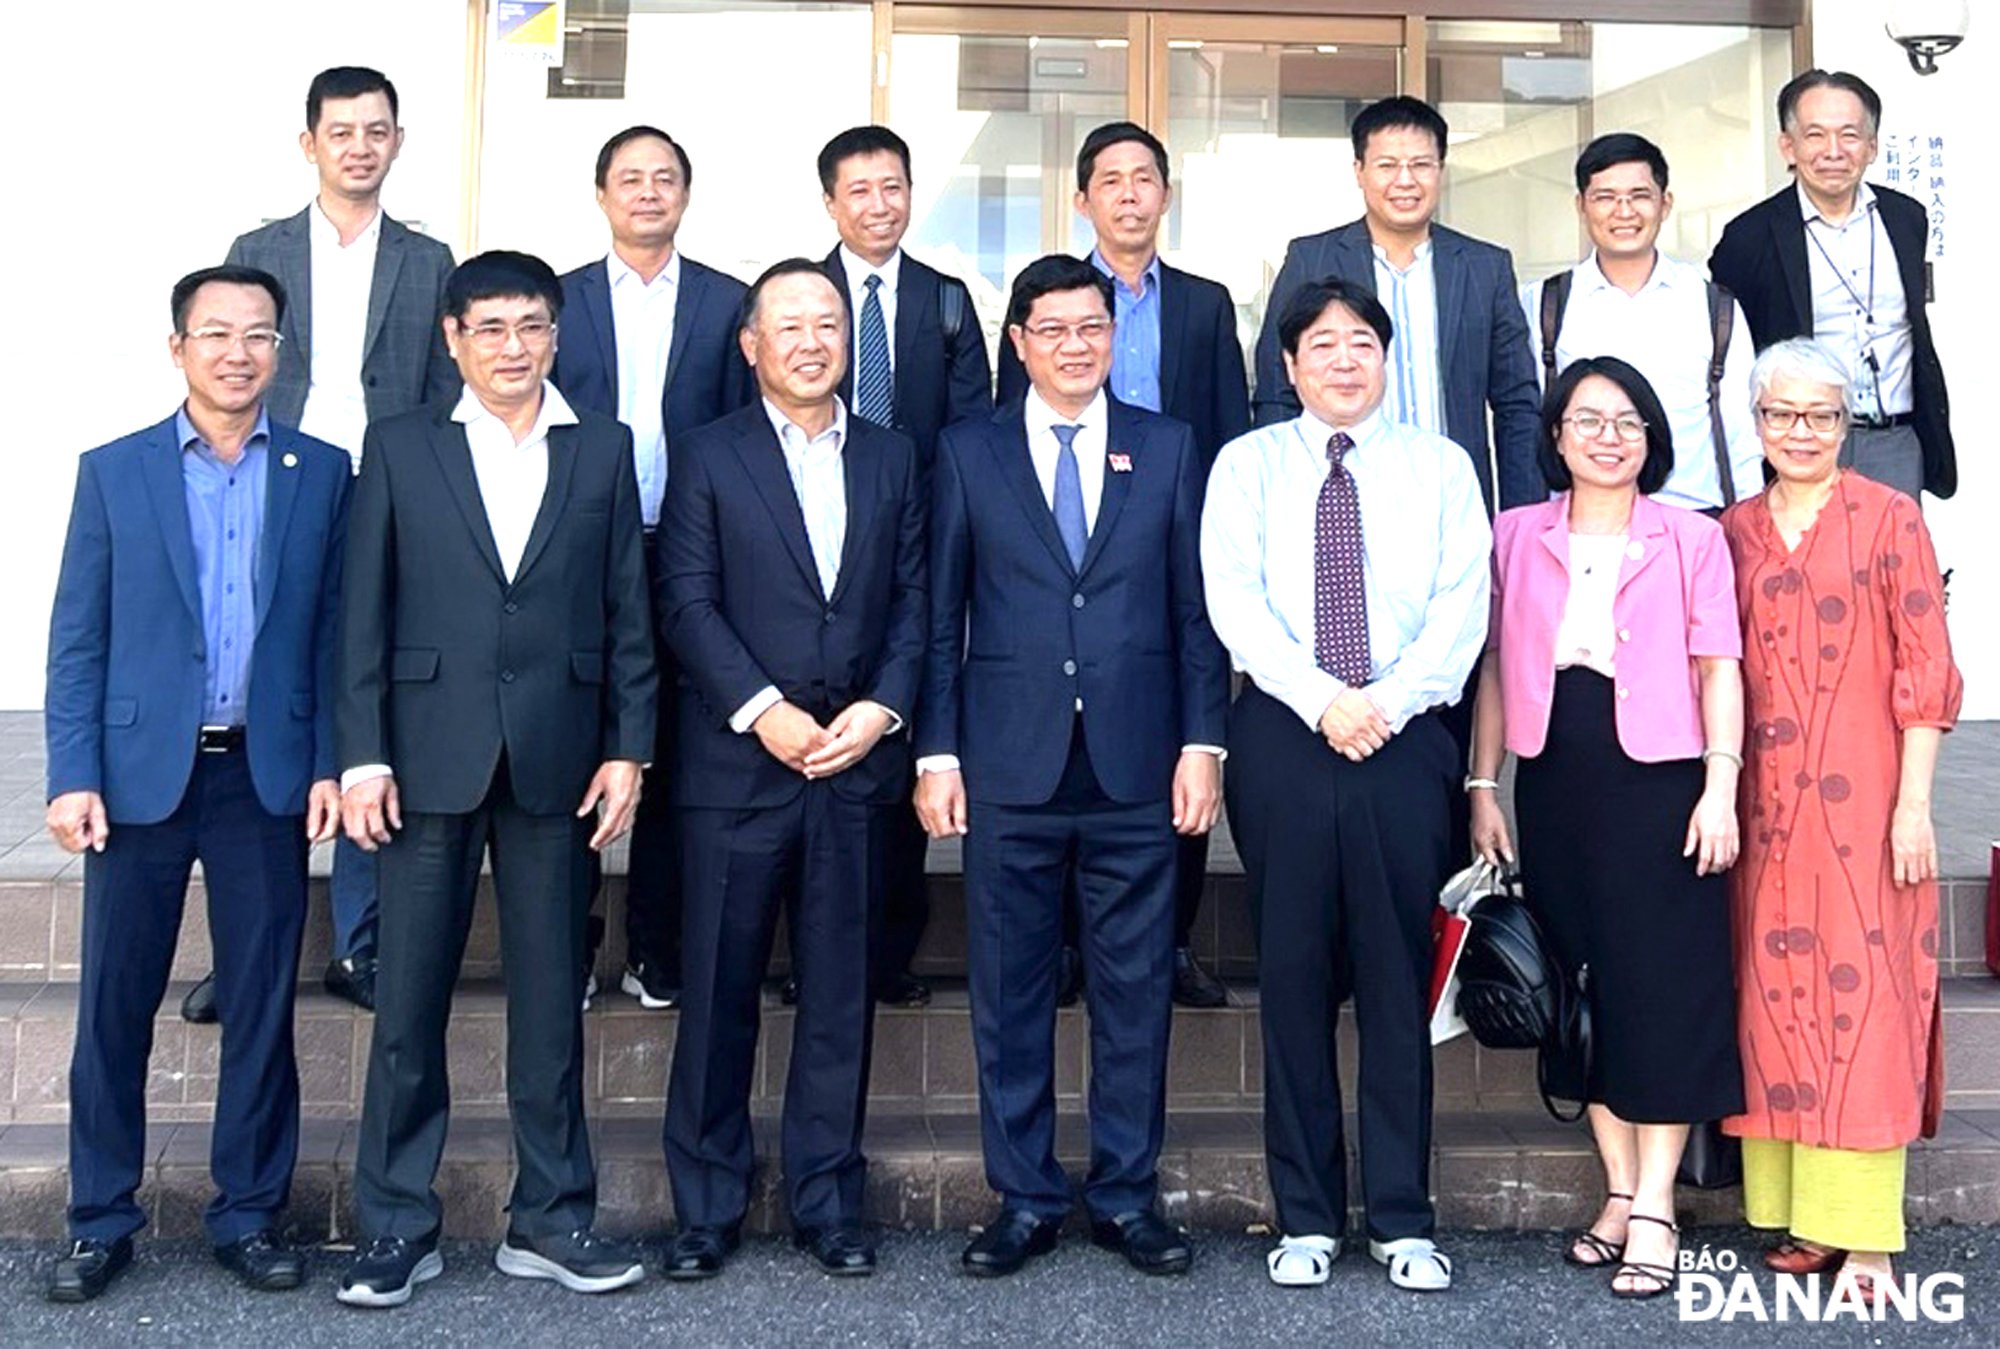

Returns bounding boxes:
[1677,1120,1743,1189]
[1453,882,1591,1123]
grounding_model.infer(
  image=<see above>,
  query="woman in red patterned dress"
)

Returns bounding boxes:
[1719,338,1962,1297]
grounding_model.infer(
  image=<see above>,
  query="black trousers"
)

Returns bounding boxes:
[1062,831,1208,952]
[874,800,929,987]
[964,722,1176,1220]
[354,757,596,1240]
[666,782,884,1231]
[68,749,307,1244]
[1226,687,1452,1241]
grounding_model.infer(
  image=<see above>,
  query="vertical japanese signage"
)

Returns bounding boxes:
[1881,133,1947,261]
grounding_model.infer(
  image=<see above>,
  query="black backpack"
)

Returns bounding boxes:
[1454,886,1592,1123]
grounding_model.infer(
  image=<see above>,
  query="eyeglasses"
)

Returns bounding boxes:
[1756,406,1845,434]
[1022,318,1112,345]
[1584,189,1660,211]
[1367,157,1441,180]
[461,319,557,349]
[1563,412,1647,443]
[183,327,282,355]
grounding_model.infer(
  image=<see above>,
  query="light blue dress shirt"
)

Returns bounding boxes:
[1093,250,1162,413]
[177,408,270,727]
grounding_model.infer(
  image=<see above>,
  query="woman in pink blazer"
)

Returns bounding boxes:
[1468,356,1745,1300]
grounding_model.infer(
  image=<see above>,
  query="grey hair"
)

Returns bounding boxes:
[1749,338,1851,418]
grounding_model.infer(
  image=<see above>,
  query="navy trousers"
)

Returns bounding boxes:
[963,722,1176,1220]
[667,782,884,1231]
[68,748,307,1244]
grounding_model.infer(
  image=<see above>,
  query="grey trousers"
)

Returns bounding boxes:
[1840,423,1924,504]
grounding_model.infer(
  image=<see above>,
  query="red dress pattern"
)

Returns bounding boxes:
[1720,474,1962,1151]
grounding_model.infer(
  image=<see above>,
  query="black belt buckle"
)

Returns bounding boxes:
[1852,411,1909,430]
[197,725,244,754]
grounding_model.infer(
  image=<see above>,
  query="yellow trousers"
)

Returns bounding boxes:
[1741,1136,1906,1253]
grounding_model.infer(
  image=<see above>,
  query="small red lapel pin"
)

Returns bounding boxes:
[1108,452,1132,473]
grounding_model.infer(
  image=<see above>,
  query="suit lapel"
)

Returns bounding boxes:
[1771,190,1814,333]
[514,421,580,585]
[822,249,857,405]
[429,414,508,584]
[1615,495,1670,596]
[1331,220,1377,293]
[1157,263,1187,411]
[894,259,934,397]
[1432,229,1469,382]
[361,217,408,365]
[663,259,704,396]
[139,420,203,626]
[575,262,619,405]
[255,427,304,635]
[277,210,313,369]
[734,416,824,597]
[993,406,1076,577]
[1077,401,1136,577]
[827,424,878,607]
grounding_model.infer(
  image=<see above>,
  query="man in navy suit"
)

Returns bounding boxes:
[555,126,758,1011]
[917,255,1228,1278]
[44,265,350,1302]
[657,261,926,1280]
[818,124,993,1009]
[998,120,1248,1011]
[1251,96,1541,513]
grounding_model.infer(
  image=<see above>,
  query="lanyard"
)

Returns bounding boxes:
[1805,201,1876,325]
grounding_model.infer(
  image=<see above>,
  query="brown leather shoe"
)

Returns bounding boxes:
[1764,1238,1843,1275]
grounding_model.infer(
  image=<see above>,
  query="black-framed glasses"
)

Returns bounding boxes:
[1757,406,1845,434]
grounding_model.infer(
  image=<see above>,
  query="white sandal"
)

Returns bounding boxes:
[1266,1234,1340,1287]
[1369,1236,1453,1291]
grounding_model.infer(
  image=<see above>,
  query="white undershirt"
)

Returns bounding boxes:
[607,249,679,526]
[1554,533,1627,678]
[298,200,381,465]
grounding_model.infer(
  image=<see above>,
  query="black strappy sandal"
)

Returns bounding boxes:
[1611,1214,1679,1300]
[1564,1192,1632,1268]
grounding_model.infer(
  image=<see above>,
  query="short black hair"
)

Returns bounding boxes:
[307,66,398,131]
[817,125,912,195]
[1350,96,1448,163]
[1005,254,1114,330]
[1076,121,1170,191]
[739,258,840,332]
[171,265,287,333]
[1276,277,1392,357]
[1537,355,1675,496]
[594,124,692,189]
[1778,69,1882,135]
[1574,132,1669,193]
[443,251,564,323]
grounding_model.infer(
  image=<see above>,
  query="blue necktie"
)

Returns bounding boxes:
[1051,423,1087,569]
[855,274,892,425]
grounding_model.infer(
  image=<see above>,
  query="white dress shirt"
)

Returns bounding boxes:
[607,249,680,527]
[1553,533,1626,678]
[1201,408,1491,733]
[839,244,901,378]
[1520,250,1762,510]
[340,382,579,792]
[1372,240,1448,438]
[1801,183,1913,419]
[298,200,381,464]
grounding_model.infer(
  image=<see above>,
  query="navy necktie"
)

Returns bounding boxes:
[855,274,892,425]
[1051,423,1087,569]
[1314,432,1371,683]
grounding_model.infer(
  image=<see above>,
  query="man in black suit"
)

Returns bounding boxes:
[657,260,926,1280]
[817,124,993,1009]
[1709,69,1954,502]
[917,255,1229,1279]
[998,120,1247,1011]
[554,126,758,1012]
[334,252,656,1308]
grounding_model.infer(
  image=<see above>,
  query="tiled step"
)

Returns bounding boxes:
[3,977,1997,1125]
[2,1106,1996,1242]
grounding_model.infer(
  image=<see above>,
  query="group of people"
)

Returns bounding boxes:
[40,58,1958,1316]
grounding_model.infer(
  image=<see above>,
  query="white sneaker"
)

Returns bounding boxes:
[1266,1233,1340,1286]
[1369,1236,1453,1291]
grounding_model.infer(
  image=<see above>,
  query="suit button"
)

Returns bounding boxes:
[366,374,379,387]
[1062,659,1077,677]
[1072,594,1085,609]
[824,610,836,624]
[501,670,516,683]
[504,602,519,615]
[193,651,204,662]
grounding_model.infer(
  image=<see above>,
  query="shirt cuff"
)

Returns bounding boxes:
[730,686,783,734]
[1287,670,1346,731]
[915,754,961,776]
[340,764,393,793]
[1182,743,1227,762]
[858,700,904,736]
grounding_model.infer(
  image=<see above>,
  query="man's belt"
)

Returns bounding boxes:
[1851,411,1914,430]
[197,725,246,753]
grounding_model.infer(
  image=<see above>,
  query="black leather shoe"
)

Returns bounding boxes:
[323,956,377,1012]
[664,1225,740,1280]
[778,978,799,1006]
[620,959,681,1010]
[1170,947,1228,1009]
[495,1228,644,1293]
[795,1222,876,1276]
[47,1236,132,1303]
[962,1208,1061,1277]
[214,1229,304,1291]
[337,1234,442,1308]
[1056,948,1083,1009]
[180,975,219,1025]
[875,973,932,1008]
[1090,1210,1192,1275]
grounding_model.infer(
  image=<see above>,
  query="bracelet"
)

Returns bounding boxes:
[1701,748,1744,769]
[1463,775,1501,793]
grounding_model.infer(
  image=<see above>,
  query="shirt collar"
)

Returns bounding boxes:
[1295,405,1385,461]
[1797,179,1877,225]
[763,395,848,450]
[1370,238,1433,269]
[451,381,579,441]
[1090,249,1160,298]
[1577,249,1684,296]
[1024,386,1107,441]
[839,244,902,294]
[176,407,272,456]
[607,248,681,291]
[309,197,383,249]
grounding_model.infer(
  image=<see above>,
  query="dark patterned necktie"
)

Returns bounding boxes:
[1314,431,1371,683]
[855,274,892,424]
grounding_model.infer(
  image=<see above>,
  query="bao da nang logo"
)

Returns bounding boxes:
[1675,1246,1966,1324]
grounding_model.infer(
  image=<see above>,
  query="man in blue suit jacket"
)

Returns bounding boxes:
[657,261,927,1280]
[553,126,758,1011]
[1251,96,1541,513]
[44,266,350,1302]
[916,255,1228,1279]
